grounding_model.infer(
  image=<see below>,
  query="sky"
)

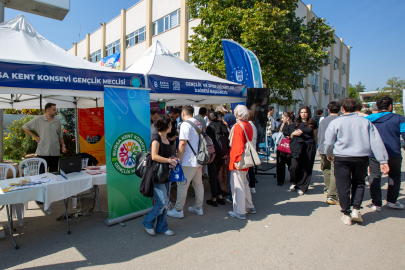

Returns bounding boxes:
[4,0,405,92]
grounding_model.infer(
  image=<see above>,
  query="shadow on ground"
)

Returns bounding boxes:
[0,159,404,269]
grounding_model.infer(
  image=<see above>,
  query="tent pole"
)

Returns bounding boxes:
[74,98,80,154]
[0,109,3,162]
[40,94,42,112]
[0,0,4,23]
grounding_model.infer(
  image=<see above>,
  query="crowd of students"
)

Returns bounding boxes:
[143,96,404,236]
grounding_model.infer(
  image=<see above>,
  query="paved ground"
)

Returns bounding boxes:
[1,155,405,270]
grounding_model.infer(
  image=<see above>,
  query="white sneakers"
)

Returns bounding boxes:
[167,206,203,218]
[289,185,296,192]
[351,209,363,223]
[188,206,203,216]
[387,202,405,209]
[368,203,382,212]
[341,209,363,225]
[297,190,304,196]
[341,214,352,225]
[167,208,184,219]
[250,188,256,194]
[144,227,174,236]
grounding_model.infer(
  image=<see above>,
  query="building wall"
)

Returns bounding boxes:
[126,0,146,35]
[66,0,350,111]
[105,15,121,45]
[89,28,102,54]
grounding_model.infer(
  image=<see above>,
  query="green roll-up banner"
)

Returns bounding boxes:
[104,86,152,225]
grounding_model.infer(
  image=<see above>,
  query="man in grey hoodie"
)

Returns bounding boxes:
[324,98,389,225]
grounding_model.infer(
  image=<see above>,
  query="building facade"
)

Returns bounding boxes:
[67,0,350,117]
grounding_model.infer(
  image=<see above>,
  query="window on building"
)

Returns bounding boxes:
[126,27,146,48]
[310,73,319,91]
[324,51,331,64]
[334,56,339,70]
[341,87,346,97]
[173,52,180,57]
[106,40,120,56]
[342,63,346,75]
[323,78,330,94]
[333,82,341,98]
[152,9,180,36]
[90,50,101,63]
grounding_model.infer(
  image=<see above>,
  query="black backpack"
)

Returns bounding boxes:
[215,132,230,159]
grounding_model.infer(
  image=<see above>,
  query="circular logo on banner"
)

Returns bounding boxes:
[111,132,147,175]
[130,76,142,88]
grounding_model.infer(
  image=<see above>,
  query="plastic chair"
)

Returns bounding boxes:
[0,164,24,227]
[18,158,47,178]
[18,158,48,212]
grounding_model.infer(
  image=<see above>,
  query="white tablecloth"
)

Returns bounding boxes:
[0,172,107,211]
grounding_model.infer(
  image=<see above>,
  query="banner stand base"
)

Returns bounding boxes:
[104,208,152,226]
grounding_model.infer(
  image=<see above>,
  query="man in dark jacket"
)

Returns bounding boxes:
[366,96,405,211]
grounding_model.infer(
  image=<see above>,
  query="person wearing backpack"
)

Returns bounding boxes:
[167,105,205,218]
[228,105,256,220]
[206,111,229,207]
[142,115,178,236]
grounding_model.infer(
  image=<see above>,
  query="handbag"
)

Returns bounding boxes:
[235,123,261,169]
[135,152,149,178]
[277,138,291,154]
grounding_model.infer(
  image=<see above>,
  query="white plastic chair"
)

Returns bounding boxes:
[18,158,49,213]
[18,158,47,178]
[0,164,24,227]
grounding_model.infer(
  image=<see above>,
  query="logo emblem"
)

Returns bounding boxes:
[154,81,159,88]
[130,76,142,87]
[236,70,243,82]
[173,81,181,90]
[111,132,147,175]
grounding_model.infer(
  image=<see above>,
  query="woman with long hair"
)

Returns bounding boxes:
[276,111,296,186]
[205,111,228,207]
[142,115,177,236]
[289,106,318,195]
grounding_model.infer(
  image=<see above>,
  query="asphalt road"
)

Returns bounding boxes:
[1,155,404,269]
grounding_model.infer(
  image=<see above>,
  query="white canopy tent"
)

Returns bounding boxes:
[125,41,247,106]
[0,14,145,110]
[0,15,145,160]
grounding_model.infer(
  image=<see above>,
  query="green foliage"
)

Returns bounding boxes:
[381,77,404,105]
[187,0,336,105]
[4,109,43,115]
[348,81,366,99]
[58,109,75,135]
[3,116,37,160]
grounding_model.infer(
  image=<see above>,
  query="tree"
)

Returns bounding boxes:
[348,81,366,99]
[381,77,405,104]
[187,0,335,105]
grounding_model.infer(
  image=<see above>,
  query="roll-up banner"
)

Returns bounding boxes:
[104,86,152,226]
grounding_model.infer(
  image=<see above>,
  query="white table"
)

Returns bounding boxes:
[0,171,107,249]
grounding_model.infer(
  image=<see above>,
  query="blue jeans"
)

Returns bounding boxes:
[142,183,171,233]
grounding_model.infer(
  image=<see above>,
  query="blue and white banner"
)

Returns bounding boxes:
[101,52,121,70]
[148,75,246,97]
[222,39,263,88]
[0,61,144,91]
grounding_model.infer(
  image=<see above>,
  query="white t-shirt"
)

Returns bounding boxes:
[179,117,203,167]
